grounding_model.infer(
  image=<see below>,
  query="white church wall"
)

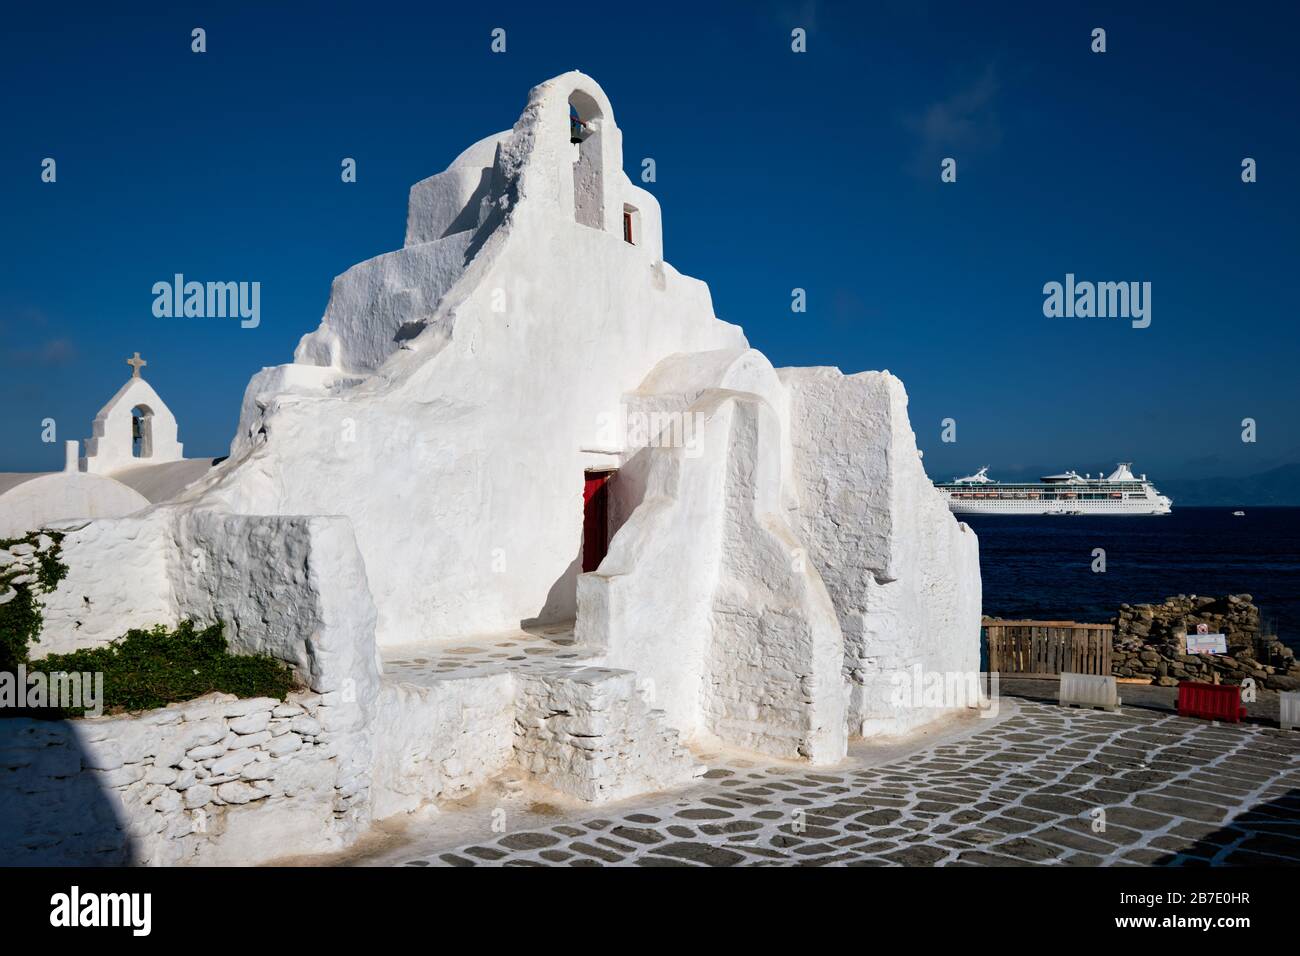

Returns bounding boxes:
[579,389,847,764]
[167,511,382,702]
[704,395,847,763]
[576,396,729,738]
[589,349,792,734]
[228,364,363,459]
[17,510,385,865]
[188,72,747,646]
[36,509,382,706]
[36,513,176,658]
[404,166,493,245]
[778,367,982,737]
[292,230,478,375]
[624,348,798,511]
[513,664,699,802]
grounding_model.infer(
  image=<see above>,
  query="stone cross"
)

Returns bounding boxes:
[126,352,147,378]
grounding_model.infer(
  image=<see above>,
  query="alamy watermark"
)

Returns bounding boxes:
[152,274,260,328]
[594,406,706,458]
[1,666,104,716]
[50,886,151,936]
[890,665,1000,718]
[1043,273,1150,329]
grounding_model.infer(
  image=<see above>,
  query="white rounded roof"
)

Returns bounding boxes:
[446,131,511,172]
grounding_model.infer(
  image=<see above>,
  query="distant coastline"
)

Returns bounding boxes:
[1159,464,1300,507]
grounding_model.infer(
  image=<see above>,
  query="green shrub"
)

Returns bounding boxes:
[0,531,66,672]
[31,619,298,716]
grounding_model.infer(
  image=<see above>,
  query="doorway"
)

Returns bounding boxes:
[582,469,616,572]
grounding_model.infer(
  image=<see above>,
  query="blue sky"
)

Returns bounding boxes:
[2,1,1297,479]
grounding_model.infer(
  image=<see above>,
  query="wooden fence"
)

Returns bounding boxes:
[983,619,1114,676]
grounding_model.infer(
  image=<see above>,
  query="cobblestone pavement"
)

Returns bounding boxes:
[372,698,1300,867]
[382,623,591,684]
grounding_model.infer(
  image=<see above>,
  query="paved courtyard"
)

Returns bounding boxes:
[346,695,1300,867]
[381,622,588,684]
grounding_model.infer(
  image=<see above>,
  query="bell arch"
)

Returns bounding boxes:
[568,89,604,230]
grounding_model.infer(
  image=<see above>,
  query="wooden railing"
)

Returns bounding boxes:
[983,619,1114,676]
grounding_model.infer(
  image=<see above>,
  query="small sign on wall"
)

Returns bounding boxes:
[1187,632,1228,655]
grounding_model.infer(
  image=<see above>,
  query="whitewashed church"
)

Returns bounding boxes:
[6,73,982,865]
[0,353,215,538]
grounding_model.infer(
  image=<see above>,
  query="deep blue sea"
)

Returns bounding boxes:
[963,507,1300,653]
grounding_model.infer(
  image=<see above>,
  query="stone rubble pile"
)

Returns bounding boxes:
[1112,594,1299,691]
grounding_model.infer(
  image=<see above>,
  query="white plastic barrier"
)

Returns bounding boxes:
[1059,672,1121,712]
[1281,690,1299,731]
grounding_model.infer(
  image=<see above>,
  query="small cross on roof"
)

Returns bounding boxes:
[126,351,147,378]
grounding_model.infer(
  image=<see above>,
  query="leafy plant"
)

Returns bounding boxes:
[23,620,298,717]
[0,530,66,672]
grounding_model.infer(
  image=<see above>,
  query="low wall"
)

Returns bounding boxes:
[1,691,363,866]
[369,673,516,819]
[10,508,384,865]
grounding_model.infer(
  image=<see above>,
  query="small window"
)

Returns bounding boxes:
[622,204,639,245]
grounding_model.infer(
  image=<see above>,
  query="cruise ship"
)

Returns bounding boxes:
[935,463,1172,515]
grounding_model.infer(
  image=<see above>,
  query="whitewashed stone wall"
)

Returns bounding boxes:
[369,673,515,819]
[167,511,381,704]
[513,664,699,802]
[579,389,847,764]
[1,691,362,866]
[37,513,174,656]
[780,367,982,737]
[37,511,381,705]
[705,397,846,763]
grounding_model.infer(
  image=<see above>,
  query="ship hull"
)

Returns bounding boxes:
[942,498,1170,516]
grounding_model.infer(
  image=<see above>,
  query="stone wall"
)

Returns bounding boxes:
[1112,594,1299,690]
[779,367,982,738]
[369,673,516,819]
[705,396,846,763]
[1,690,364,866]
[513,665,699,803]
[3,659,710,864]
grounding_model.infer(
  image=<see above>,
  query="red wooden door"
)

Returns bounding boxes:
[582,470,614,572]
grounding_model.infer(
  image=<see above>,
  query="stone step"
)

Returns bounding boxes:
[513,664,701,802]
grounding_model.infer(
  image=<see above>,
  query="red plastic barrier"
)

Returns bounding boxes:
[1177,681,1248,723]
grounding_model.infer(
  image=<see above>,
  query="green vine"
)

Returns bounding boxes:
[0,530,68,672]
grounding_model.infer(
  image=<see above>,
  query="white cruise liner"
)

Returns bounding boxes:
[935,463,1172,515]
